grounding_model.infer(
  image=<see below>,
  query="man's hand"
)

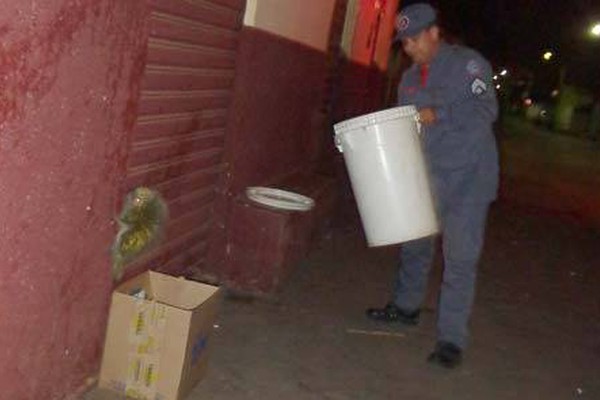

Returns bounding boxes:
[418,108,437,126]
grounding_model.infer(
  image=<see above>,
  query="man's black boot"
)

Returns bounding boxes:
[365,302,420,325]
[427,341,463,369]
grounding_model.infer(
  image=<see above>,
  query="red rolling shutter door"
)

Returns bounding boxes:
[125,0,244,274]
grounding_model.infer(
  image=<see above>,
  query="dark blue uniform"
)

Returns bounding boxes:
[394,42,499,349]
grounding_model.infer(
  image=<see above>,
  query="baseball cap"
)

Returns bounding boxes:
[394,3,437,41]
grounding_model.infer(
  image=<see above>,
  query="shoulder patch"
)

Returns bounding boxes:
[466,59,481,76]
[471,78,487,96]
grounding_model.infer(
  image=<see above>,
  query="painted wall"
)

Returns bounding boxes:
[0,1,148,398]
[244,0,336,51]
[348,0,398,70]
[222,0,338,194]
[334,0,400,122]
[224,28,332,193]
[205,0,340,280]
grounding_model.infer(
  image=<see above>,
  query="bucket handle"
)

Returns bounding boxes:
[414,113,422,135]
[336,110,422,152]
[334,133,343,153]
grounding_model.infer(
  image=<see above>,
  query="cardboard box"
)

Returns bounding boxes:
[99,271,222,400]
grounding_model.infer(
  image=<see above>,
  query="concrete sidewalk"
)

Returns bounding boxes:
[86,126,600,399]
[86,201,600,400]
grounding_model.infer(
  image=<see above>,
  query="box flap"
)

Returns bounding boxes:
[148,271,219,310]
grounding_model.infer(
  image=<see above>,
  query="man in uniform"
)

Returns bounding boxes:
[366,3,499,369]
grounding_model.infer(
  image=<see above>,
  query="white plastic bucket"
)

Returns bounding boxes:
[334,106,439,246]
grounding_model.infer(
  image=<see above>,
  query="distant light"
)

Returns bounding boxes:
[543,51,554,61]
[493,75,499,81]
[591,23,600,37]
[496,84,501,90]
[540,110,548,118]
[551,89,560,97]
[500,69,508,76]
[524,98,533,107]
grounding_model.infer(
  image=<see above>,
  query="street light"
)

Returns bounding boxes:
[542,51,554,62]
[591,23,600,37]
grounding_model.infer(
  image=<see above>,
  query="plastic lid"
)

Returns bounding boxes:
[333,105,417,135]
[246,187,315,212]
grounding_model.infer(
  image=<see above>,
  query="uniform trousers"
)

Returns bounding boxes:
[393,199,491,349]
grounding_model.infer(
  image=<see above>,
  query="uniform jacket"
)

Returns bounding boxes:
[398,42,499,204]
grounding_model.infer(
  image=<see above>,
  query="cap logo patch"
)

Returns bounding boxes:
[396,15,410,31]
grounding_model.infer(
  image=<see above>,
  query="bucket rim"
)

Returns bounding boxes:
[333,105,417,135]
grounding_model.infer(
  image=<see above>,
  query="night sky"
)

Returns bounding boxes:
[401,0,600,90]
